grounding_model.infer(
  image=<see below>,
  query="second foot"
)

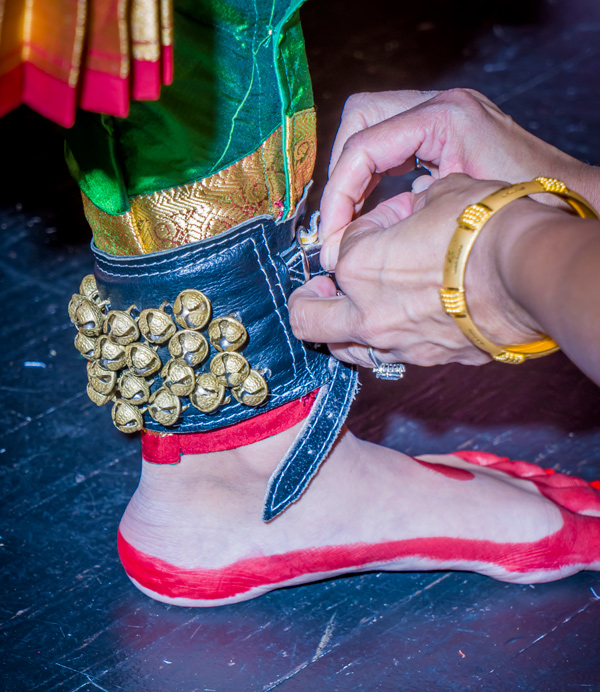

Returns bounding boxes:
[118,428,600,607]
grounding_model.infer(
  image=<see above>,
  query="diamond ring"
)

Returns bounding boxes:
[367,347,406,381]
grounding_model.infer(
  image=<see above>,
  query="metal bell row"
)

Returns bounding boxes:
[70,275,269,434]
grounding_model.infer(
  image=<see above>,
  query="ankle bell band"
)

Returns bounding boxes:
[71,198,330,433]
[69,195,359,519]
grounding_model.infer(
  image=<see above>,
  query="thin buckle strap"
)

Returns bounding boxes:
[263,358,358,521]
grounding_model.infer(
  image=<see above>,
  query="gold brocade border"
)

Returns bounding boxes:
[131,0,160,62]
[87,108,316,256]
[160,0,173,46]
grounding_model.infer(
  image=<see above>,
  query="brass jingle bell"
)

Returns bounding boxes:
[79,274,101,303]
[111,400,145,434]
[74,332,97,360]
[161,358,196,397]
[94,334,128,371]
[168,329,209,367]
[138,307,177,344]
[210,351,251,388]
[208,316,248,352]
[232,369,269,407]
[68,293,85,322]
[72,296,105,337]
[86,383,114,407]
[148,386,183,426]
[190,373,228,413]
[104,309,140,345]
[118,371,153,406]
[87,359,118,395]
[173,289,212,331]
[126,342,162,377]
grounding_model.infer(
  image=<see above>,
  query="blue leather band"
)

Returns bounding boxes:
[92,199,358,519]
[92,200,332,433]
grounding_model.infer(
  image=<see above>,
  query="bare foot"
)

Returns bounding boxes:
[118,427,600,606]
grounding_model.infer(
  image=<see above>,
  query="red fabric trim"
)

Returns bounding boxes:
[132,59,161,101]
[0,64,25,119]
[162,45,174,85]
[141,391,317,464]
[22,63,77,127]
[80,68,129,118]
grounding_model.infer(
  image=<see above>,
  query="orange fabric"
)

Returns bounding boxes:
[0,0,174,126]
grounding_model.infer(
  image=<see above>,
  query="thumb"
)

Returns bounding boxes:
[288,276,354,343]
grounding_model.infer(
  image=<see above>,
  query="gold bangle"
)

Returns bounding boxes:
[439,177,600,364]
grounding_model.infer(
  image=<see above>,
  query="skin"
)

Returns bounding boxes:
[288,89,600,384]
[119,90,600,606]
[318,88,600,267]
[120,424,600,606]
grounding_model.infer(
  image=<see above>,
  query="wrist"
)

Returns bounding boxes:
[466,197,558,345]
[557,159,600,211]
[494,199,600,342]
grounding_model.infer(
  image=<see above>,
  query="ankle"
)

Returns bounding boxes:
[140,420,306,491]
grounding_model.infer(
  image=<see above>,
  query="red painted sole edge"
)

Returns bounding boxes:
[118,506,600,605]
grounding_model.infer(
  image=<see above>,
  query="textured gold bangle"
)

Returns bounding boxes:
[439,177,600,364]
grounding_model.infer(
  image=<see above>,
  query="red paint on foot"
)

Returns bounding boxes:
[451,451,600,516]
[413,458,474,481]
[117,507,600,602]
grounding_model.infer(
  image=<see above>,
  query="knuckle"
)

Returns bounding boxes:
[358,312,383,345]
[444,171,468,186]
[341,130,364,156]
[336,249,364,285]
[443,87,481,107]
[433,88,489,120]
[343,91,372,115]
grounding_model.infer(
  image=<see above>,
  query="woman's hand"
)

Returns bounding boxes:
[290,174,555,368]
[319,88,596,271]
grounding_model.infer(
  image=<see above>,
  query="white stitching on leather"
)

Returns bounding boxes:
[259,226,311,376]
[250,236,299,379]
[95,220,271,277]
[268,364,356,513]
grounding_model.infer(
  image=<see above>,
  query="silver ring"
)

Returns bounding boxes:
[367,347,406,381]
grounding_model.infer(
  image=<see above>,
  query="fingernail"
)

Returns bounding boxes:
[411,175,435,194]
[321,244,332,271]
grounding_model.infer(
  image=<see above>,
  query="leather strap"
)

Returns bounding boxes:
[92,194,332,433]
[263,358,358,520]
[92,192,358,519]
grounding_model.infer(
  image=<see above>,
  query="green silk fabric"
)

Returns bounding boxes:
[65,0,312,216]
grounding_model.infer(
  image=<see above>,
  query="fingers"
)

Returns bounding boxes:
[320,103,446,241]
[320,88,511,242]
[411,174,435,195]
[329,90,440,176]
[289,276,357,344]
[328,342,374,369]
[320,191,414,271]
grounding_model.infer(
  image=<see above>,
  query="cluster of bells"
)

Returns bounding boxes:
[69,275,269,434]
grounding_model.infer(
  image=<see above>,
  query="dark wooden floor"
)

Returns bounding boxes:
[2,0,600,689]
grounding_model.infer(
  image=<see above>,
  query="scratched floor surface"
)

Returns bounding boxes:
[2,0,600,690]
